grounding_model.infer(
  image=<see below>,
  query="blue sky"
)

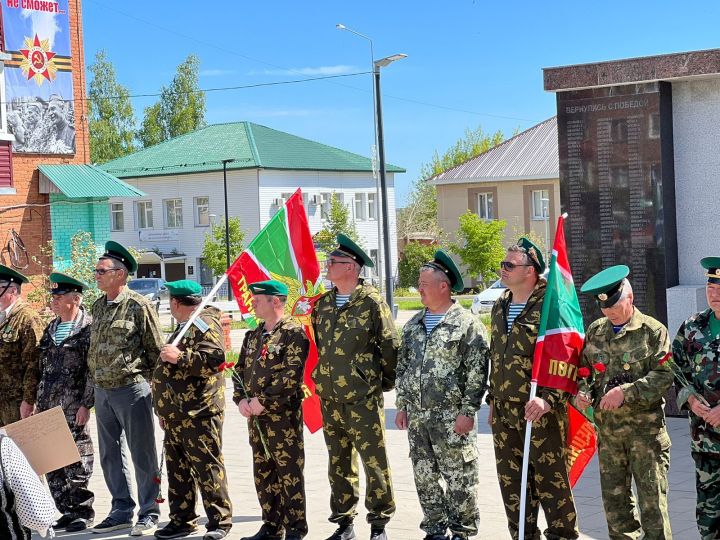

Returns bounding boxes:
[82,0,720,205]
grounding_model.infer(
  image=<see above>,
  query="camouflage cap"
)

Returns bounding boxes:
[249,279,289,297]
[165,279,202,297]
[516,237,546,274]
[580,265,630,308]
[49,272,88,294]
[424,250,464,293]
[102,241,137,273]
[701,257,720,285]
[330,233,374,268]
[0,264,29,285]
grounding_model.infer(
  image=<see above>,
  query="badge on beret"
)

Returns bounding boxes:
[598,293,608,301]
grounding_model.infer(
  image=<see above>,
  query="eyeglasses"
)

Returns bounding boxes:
[500,261,532,271]
[93,268,120,275]
[326,259,352,267]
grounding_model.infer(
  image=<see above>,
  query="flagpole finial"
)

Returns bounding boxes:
[562,212,569,219]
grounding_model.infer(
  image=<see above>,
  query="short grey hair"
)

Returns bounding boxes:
[99,256,129,278]
[506,245,532,266]
[420,264,451,286]
[619,279,633,301]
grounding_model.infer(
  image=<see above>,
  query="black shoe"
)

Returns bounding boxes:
[240,523,283,540]
[66,518,93,532]
[326,523,357,540]
[92,516,133,533]
[203,530,228,540]
[423,536,448,540]
[448,536,465,540]
[370,528,387,540]
[154,522,199,539]
[286,535,303,540]
[53,514,74,529]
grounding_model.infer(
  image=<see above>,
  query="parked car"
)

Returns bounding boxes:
[470,279,507,314]
[127,278,169,311]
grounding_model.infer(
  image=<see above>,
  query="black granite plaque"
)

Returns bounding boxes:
[557,82,678,325]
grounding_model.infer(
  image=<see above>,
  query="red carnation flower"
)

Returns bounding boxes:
[152,476,161,485]
[593,362,606,373]
[156,497,165,504]
[577,367,590,379]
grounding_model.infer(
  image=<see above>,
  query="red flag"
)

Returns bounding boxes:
[567,404,597,487]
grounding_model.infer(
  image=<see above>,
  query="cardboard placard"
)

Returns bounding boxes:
[2,407,81,476]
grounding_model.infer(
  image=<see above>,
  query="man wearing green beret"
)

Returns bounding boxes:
[395,250,489,540]
[87,241,165,535]
[575,265,673,540]
[152,280,232,540]
[0,264,44,426]
[672,257,720,539]
[36,273,95,532]
[312,234,399,540]
[487,239,579,540]
[234,279,310,540]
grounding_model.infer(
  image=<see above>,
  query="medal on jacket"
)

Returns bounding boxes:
[623,352,630,371]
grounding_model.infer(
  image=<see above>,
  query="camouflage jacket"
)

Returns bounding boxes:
[37,309,94,417]
[487,279,567,408]
[0,301,44,405]
[396,302,489,416]
[311,280,399,404]
[233,316,310,414]
[88,287,165,389]
[152,306,226,422]
[672,308,720,453]
[579,308,673,432]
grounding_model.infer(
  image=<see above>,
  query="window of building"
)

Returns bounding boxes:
[111,203,124,231]
[164,198,183,228]
[320,192,333,220]
[194,197,209,226]
[477,192,494,220]
[368,192,377,220]
[0,142,13,189]
[354,193,366,220]
[531,190,549,220]
[136,200,153,229]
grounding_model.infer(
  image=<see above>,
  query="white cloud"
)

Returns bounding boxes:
[21,9,61,50]
[250,65,358,77]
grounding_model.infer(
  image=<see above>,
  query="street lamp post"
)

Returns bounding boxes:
[374,54,407,310]
[222,158,236,300]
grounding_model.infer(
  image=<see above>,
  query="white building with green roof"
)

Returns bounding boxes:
[101,121,404,287]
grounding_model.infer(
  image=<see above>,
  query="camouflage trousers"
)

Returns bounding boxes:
[249,406,307,537]
[164,414,233,532]
[596,422,671,540]
[491,400,579,540]
[46,421,95,520]
[0,400,20,426]
[691,452,720,540]
[320,396,395,528]
[408,407,479,538]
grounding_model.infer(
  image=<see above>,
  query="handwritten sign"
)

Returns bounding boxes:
[2,407,81,475]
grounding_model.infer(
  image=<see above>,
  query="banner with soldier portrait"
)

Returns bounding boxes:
[2,0,76,154]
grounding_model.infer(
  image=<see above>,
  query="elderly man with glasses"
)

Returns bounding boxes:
[487,238,579,540]
[87,241,165,536]
[0,265,43,426]
[311,234,399,540]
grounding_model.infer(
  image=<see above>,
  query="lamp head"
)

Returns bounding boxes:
[374,54,408,68]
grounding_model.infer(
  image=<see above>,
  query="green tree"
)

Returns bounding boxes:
[450,211,506,285]
[87,50,136,163]
[137,102,163,148]
[313,193,360,253]
[397,242,436,289]
[139,54,206,147]
[201,217,246,277]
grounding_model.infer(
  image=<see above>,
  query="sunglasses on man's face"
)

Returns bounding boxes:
[93,268,120,275]
[500,261,532,271]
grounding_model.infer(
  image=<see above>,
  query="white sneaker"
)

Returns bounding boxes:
[129,516,159,536]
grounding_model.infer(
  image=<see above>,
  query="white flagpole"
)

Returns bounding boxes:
[518,380,537,540]
[169,274,229,346]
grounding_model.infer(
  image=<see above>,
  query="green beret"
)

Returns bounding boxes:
[49,272,88,295]
[424,250,464,293]
[102,241,137,273]
[0,264,29,285]
[701,257,720,285]
[249,279,288,297]
[516,237,546,274]
[580,265,630,308]
[329,233,374,268]
[165,279,202,297]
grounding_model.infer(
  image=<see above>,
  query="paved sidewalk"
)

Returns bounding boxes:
[41,386,699,540]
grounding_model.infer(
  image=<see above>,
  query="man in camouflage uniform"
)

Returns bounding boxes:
[395,251,489,540]
[576,265,673,540]
[488,239,578,540]
[0,264,43,425]
[37,273,95,532]
[234,279,310,540]
[88,241,164,536]
[312,234,399,540]
[153,280,232,540]
[672,256,720,540]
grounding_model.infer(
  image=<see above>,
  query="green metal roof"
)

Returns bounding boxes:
[38,164,146,198]
[100,122,405,178]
